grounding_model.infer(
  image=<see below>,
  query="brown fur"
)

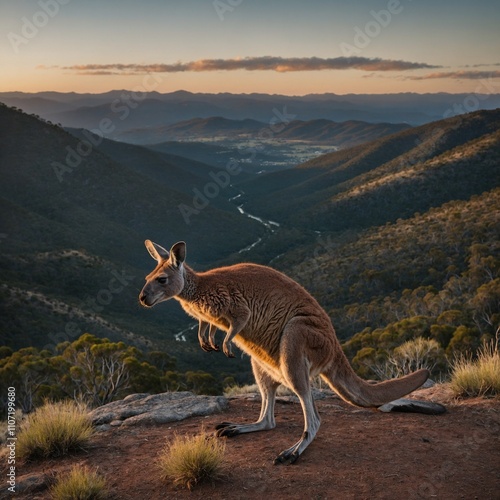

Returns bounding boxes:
[140,240,429,464]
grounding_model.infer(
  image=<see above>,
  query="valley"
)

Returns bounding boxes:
[1,94,499,392]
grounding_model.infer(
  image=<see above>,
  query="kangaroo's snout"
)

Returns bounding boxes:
[139,286,155,307]
[139,292,148,306]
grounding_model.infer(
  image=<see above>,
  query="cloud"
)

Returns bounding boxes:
[408,70,500,80]
[462,63,500,68]
[53,56,440,75]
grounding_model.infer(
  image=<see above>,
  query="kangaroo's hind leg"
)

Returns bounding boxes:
[273,318,321,465]
[216,357,279,436]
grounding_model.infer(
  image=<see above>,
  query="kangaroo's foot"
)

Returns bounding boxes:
[274,442,302,465]
[215,422,241,437]
[215,419,275,437]
[274,447,300,465]
[274,431,313,466]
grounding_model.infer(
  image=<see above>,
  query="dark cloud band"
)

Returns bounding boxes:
[408,70,500,80]
[50,56,440,75]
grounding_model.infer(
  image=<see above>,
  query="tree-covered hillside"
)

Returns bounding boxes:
[237,109,500,377]
[275,189,499,363]
[242,109,500,230]
[1,104,498,389]
[0,103,263,386]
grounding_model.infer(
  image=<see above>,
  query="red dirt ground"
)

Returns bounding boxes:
[8,386,500,500]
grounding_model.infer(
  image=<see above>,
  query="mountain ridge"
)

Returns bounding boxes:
[241,108,500,230]
[3,90,500,130]
[114,116,411,147]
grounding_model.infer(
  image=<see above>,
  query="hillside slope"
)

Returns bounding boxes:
[278,187,499,333]
[0,104,264,354]
[242,109,500,230]
[65,128,243,209]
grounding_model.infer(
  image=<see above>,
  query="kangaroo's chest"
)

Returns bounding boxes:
[178,299,229,329]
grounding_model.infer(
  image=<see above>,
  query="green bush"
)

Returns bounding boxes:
[17,400,93,461]
[157,430,226,490]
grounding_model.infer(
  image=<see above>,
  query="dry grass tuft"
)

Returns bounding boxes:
[17,400,93,462]
[157,430,226,490]
[50,465,108,500]
[450,339,500,397]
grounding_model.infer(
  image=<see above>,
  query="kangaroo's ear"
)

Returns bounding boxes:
[145,240,169,262]
[170,241,186,268]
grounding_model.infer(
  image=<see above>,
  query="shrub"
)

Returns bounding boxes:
[223,383,259,397]
[17,400,93,461]
[158,430,226,490]
[224,383,294,397]
[390,337,445,376]
[50,465,108,500]
[450,338,500,397]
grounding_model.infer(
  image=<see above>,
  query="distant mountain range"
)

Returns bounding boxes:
[114,116,411,147]
[2,90,500,133]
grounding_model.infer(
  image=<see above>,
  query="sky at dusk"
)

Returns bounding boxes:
[1,0,500,95]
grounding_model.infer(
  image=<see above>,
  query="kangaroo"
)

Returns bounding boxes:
[139,240,429,464]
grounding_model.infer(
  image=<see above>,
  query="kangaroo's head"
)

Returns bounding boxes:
[139,240,186,308]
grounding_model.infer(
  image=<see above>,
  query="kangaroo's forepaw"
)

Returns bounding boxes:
[210,343,220,351]
[222,344,235,358]
[200,342,216,352]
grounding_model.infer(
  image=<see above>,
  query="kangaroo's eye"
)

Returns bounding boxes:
[157,277,168,284]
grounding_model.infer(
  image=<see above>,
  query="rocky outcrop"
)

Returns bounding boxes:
[89,391,228,430]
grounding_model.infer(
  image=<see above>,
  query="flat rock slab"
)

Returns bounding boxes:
[90,391,228,427]
[378,398,446,415]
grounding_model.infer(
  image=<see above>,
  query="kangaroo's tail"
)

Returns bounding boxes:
[321,346,429,407]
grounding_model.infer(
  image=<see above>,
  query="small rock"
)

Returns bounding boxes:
[94,424,112,432]
[421,378,436,389]
[13,472,53,495]
[378,398,446,415]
